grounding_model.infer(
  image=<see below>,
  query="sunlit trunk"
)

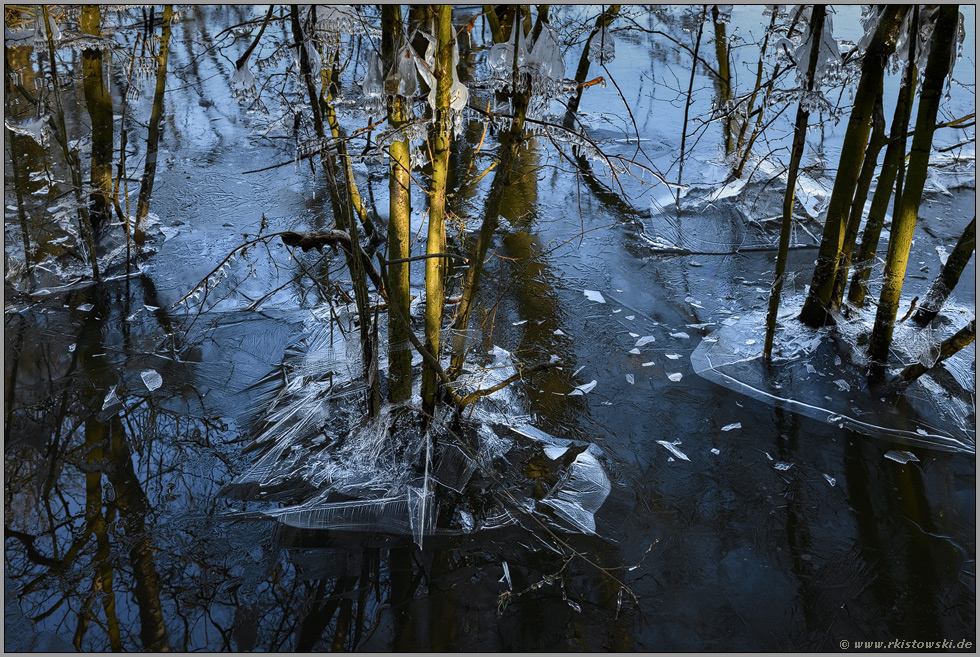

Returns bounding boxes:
[80,6,114,236]
[134,4,174,246]
[382,5,414,404]
[847,56,918,307]
[799,6,908,327]
[830,90,887,307]
[912,216,975,326]
[763,5,825,362]
[868,4,959,372]
[421,5,455,419]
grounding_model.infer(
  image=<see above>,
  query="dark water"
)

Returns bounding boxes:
[5,6,975,651]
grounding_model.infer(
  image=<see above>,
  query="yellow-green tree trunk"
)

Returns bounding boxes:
[868,5,960,370]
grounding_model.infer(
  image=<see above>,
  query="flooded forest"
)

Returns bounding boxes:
[4,4,977,652]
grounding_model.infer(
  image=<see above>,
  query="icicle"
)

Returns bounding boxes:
[588,25,615,65]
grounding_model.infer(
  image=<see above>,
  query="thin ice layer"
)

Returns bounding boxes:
[691,300,975,453]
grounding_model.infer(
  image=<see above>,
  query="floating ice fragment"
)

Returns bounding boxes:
[773,462,794,471]
[721,422,741,432]
[670,332,690,339]
[642,362,655,367]
[583,289,606,303]
[500,561,512,590]
[513,320,527,326]
[459,509,475,533]
[568,380,597,396]
[102,386,120,411]
[544,445,569,460]
[710,448,720,455]
[915,428,929,436]
[626,315,635,320]
[665,354,681,360]
[68,343,76,353]
[141,369,163,392]
[629,332,639,338]
[765,452,774,461]
[936,245,949,265]
[657,440,690,461]
[628,348,641,355]
[612,309,622,314]
[635,336,655,347]
[567,599,582,613]
[77,303,94,312]
[745,339,756,345]
[667,373,683,382]
[884,450,919,464]
[144,304,159,311]
[806,364,817,374]
[554,329,565,336]
[626,373,635,385]
[833,379,850,392]
[823,474,836,487]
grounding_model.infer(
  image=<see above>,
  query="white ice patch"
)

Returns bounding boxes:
[884,450,919,465]
[628,348,641,355]
[568,380,597,396]
[670,332,691,339]
[665,354,681,360]
[773,462,794,471]
[657,440,690,461]
[711,448,720,455]
[583,289,606,303]
[635,336,656,347]
[823,474,836,487]
[721,422,741,432]
[667,373,683,382]
[626,373,635,385]
[141,369,163,392]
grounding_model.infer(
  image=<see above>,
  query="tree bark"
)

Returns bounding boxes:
[711,4,733,154]
[868,5,959,372]
[830,89,887,307]
[847,52,918,307]
[912,216,975,326]
[763,5,825,361]
[799,6,908,327]
[382,5,414,404]
[421,5,455,420]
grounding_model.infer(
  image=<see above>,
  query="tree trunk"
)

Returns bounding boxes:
[134,5,174,246]
[763,5,825,361]
[562,5,620,130]
[868,4,959,372]
[896,319,975,387]
[847,56,918,307]
[382,5,414,404]
[80,6,114,237]
[912,216,975,326]
[711,5,733,154]
[798,6,908,327]
[830,89,887,307]
[421,5,455,420]
[676,6,707,210]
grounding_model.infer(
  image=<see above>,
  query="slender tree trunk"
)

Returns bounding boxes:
[421,5,455,420]
[80,6,114,236]
[711,4,733,154]
[562,5,620,130]
[868,5,959,372]
[42,6,100,281]
[896,319,975,387]
[799,6,908,327]
[763,5,825,361]
[830,90,887,307]
[676,6,707,210]
[382,5,414,404]
[912,216,975,326]
[847,60,918,307]
[448,7,530,379]
[134,5,174,246]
